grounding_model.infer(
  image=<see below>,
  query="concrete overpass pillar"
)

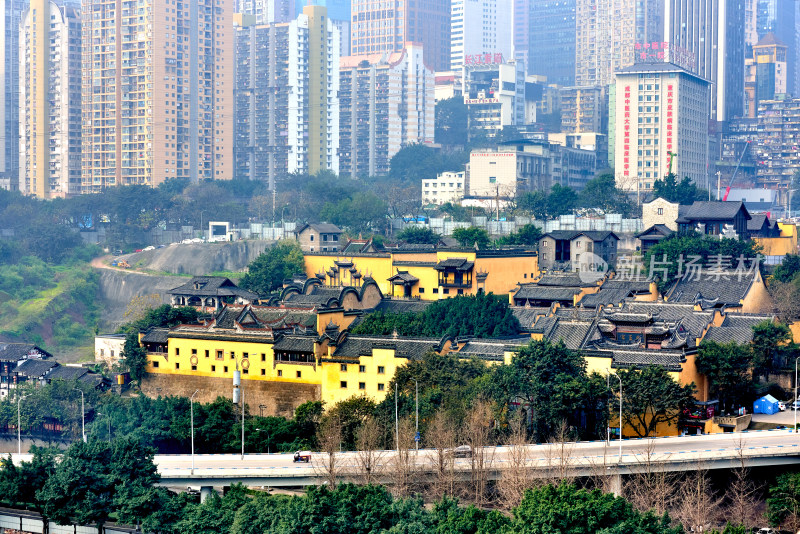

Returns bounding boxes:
[200,486,214,502]
[608,473,623,497]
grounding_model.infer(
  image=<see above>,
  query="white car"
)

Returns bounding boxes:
[791,400,800,410]
[143,246,155,251]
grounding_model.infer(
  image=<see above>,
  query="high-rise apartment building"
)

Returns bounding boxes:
[529,0,576,86]
[746,33,788,116]
[462,59,526,138]
[305,5,339,175]
[754,0,798,96]
[0,0,28,191]
[755,96,800,194]
[19,0,82,198]
[234,7,340,186]
[351,0,450,72]
[560,86,604,133]
[81,0,234,192]
[512,0,531,67]
[575,0,663,88]
[339,43,434,177]
[613,63,710,193]
[450,0,513,71]
[293,0,349,21]
[237,0,292,24]
[664,0,745,122]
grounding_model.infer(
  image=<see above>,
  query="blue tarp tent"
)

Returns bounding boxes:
[753,394,780,415]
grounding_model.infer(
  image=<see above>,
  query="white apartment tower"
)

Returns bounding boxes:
[234,9,340,186]
[236,0,292,24]
[450,0,514,71]
[613,63,710,193]
[19,0,82,198]
[339,43,435,177]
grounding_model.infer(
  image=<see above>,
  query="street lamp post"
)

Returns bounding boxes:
[414,380,419,452]
[794,357,800,433]
[17,396,25,455]
[73,388,86,442]
[190,389,199,475]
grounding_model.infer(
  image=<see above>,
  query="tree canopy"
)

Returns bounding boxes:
[351,293,520,339]
[239,240,305,296]
[452,226,491,248]
[395,226,441,245]
[651,173,707,205]
[615,366,696,438]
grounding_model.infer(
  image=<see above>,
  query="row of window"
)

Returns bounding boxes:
[341,381,385,391]
[340,363,384,373]
[152,360,305,379]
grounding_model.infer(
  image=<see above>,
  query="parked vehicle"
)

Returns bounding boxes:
[293,451,311,463]
[116,260,130,269]
[779,401,787,411]
[791,400,800,411]
[113,249,123,256]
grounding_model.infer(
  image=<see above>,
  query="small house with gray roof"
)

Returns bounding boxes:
[168,276,258,308]
[676,201,751,238]
[538,230,619,272]
[295,223,343,252]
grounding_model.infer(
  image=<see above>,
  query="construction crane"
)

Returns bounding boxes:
[666,151,677,175]
[721,141,751,201]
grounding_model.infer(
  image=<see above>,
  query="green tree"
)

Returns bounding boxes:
[110,436,161,525]
[485,340,593,441]
[516,191,548,219]
[239,240,305,295]
[510,484,680,534]
[320,192,388,233]
[615,366,695,438]
[452,226,491,248]
[546,184,579,218]
[396,226,441,244]
[768,473,800,531]
[771,254,800,283]
[643,233,762,291]
[751,320,793,379]
[651,173,707,205]
[696,340,753,412]
[324,396,378,451]
[578,174,635,216]
[496,224,543,247]
[435,97,469,147]
[38,440,117,532]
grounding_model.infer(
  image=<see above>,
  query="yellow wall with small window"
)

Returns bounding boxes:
[319,348,409,405]
[144,336,322,386]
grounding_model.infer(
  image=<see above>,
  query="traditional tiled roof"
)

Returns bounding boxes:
[635,224,674,240]
[610,350,686,372]
[295,223,342,234]
[332,335,440,360]
[703,326,756,345]
[434,258,474,271]
[514,285,580,302]
[578,288,636,308]
[747,213,771,232]
[542,230,619,242]
[373,299,431,315]
[141,328,170,344]
[273,335,316,353]
[602,278,653,293]
[47,366,90,381]
[388,271,419,284]
[15,359,57,378]
[676,201,750,223]
[0,343,52,362]
[553,307,598,319]
[720,314,774,329]
[456,337,529,360]
[510,307,551,332]
[545,320,596,350]
[666,270,757,308]
[535,273,597,287]
[167,277,259,300]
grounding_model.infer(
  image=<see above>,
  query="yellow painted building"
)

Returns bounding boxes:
[304,248,539,300]
[756,222,798,257]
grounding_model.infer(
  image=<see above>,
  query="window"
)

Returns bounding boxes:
[359,382,366,390]
[340,364,347,372]
[657,207,663,215]
[310,235,314,241]
[261,353,266,361]
[211,365,216,372]
[378,383,385,391]
[110,350,114,357]
[191,365,197,371]
[205,350,210,358]
[224,366,228,373]
[230,351,235,360]
[543,241,548,247]
[276,369,281,376]
[419,288,424,293]
[192,348,197,355]
[378,366,385,374]
[340,381,347,389]
[443,288,450,294]
[262,369,267,376]
[100,349,105,357]
[216,350,223,359]
[359,365,366,373]
[489,176,497,183]
[153,361,159,368]
[175,348,180,356]
[243,352,249,359]
[175,363,180,370]
[433,288,439,294]
[296,371,302,378]
[243,369,249,375]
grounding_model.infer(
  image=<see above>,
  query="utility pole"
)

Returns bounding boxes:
[73,389,85,443]
[717,171,721,201]
[415,380,419,452]
[272,185,276,226]
[395,388,399,451]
